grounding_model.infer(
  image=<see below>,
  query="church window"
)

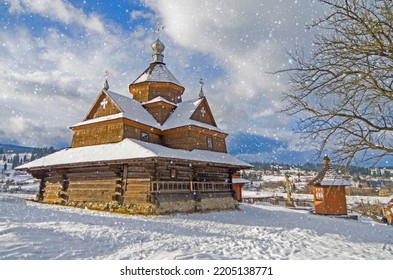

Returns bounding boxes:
[170,168,177,179]
[201,107,206,118]
[207,136,213,150]
[315,187,323,201]
[61,178,69,191]
[141,131,149,142]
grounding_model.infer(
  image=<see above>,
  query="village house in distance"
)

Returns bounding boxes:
[17,39,251,215]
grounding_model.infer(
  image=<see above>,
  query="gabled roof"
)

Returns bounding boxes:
[72,89,223,133]
[309,163,353,187]
[104,90,159,126]
[190,97,217,127]
[72,90,160,128]
[162,98,224,133]
[17,138,252,170]
[319,168,353,186]
[131,63,183,87]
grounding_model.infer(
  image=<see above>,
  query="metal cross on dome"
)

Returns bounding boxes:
[199,78,205,98]
[153,23,164,37]
[199,78,204,89]
[103,69,110,90]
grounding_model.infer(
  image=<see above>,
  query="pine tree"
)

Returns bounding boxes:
[31,146,55,161]
[12,155,20,169]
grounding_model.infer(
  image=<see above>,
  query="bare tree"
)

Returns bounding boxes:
[279,0,393,165]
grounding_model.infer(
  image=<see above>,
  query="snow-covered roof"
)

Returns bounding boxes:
[104,90,159,127]
[312,166,353,187]
[131,63,183,87]
[320,170,353,186]
[232,178,250,184]
[17,139,252,170]
[72,92,223,133]
[142,96,177,107]
[163,98,224,133]
[72,90,160,128]
[71,112,124,128]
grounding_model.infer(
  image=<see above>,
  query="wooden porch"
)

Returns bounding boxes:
[150,181,232,193]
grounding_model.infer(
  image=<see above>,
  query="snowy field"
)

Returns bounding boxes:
[243,189,393,205]
[0,193,392,260]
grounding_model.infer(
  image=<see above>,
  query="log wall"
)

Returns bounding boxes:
[163,128,227,152]
[72,122,228,152]
[71,121,124,148]
[34,160,236,215]
[130,82,184,104]
[123,124,162,145]
[123,178,151,204]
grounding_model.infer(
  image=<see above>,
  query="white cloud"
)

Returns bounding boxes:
[145,0,323,144]
[8,117,29,134]
[1,0,325,155]
[130,10,154,21]
[0,11,153,147]
[7,0,105,33]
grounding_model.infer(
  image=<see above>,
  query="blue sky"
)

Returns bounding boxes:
[0,0,340,163]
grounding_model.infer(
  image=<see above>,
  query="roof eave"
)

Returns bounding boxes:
[19,154,252,172]
[129,80,185,92]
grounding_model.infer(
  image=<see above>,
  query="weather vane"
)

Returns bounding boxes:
[153,22,164,37]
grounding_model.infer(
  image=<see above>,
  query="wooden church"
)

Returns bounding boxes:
[17,39,251,215]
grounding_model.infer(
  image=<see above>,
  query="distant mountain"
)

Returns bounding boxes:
[227,133,287,155]
[3,136,389,167]
[0,144,34,153]
[227,133,317,165]
[227,133,393,167]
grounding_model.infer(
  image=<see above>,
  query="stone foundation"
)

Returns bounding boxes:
[155,192,238,214]
[35,191,238,215]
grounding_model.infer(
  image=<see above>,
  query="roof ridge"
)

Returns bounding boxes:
[142,96,177,106]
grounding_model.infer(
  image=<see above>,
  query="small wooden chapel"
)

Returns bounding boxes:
[310,155,353,215]
[18,39,251,215]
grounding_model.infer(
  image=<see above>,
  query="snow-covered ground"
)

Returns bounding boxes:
[0,192,392,260]
[243,189,393,205]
